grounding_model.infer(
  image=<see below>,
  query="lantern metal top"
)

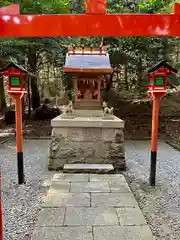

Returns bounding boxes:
[0,61,34,77]
[147,60,178,74]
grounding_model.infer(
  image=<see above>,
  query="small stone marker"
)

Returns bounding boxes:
[63,164,114,173]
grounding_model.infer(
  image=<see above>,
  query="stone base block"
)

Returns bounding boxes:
[48,114,125,171]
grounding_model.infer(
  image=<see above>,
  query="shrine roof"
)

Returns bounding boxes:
[64,47,113,73]
[147,60,178,74]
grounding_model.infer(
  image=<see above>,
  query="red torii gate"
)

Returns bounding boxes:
[1,1,180,37]
[0,1,180,239]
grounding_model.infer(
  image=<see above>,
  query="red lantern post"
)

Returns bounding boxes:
[8,66,26,185]
[0,167,3,240]
[147,61,178,186]
[0,62,29,185]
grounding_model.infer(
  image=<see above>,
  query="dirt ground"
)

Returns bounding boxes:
[0,88,180,143]
[0,119,51,138]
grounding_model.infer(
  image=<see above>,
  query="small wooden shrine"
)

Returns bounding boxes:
[64,46,113,110]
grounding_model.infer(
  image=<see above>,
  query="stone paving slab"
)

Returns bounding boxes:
[109,181,132,193]
[116,207,147,226]
[90,174,126,182]
[64,207,118,226]
[70,181,110,193]
[32,226,93,240]
[36,207,65,226]
[90,174,131,192]
[91,193,138,207]
[93,226,153,240]
[42,193,90,207]
[48,182,70,194]
[52,173,89,182]
[32,173,153,240]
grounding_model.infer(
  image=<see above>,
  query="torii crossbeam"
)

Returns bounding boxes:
[1,0,180,37]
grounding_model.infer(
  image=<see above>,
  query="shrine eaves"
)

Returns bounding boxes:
[64,47,112,73]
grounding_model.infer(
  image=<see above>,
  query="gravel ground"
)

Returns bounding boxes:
[1,139,180,240]
[124,140,180,240]
[0,139,53,240]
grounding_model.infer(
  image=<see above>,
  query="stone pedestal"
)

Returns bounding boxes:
[48,111,125,170]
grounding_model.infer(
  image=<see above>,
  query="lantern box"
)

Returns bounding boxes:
[148,73,167,92]
[147,60,178,94]
[0,62,30,94]
[8,71,25,92]
[8,68,25,93]
[10,75,21,87]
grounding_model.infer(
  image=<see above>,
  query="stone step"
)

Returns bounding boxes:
[63,164,114,174]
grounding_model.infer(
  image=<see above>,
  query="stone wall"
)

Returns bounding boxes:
[48,126,125,170]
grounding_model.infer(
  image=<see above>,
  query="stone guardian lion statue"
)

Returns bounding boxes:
[102,101,114,116]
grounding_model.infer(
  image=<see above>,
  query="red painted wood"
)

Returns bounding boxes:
[86,0,106,14]
[1,13,180,37]
[0,168,2,240]
[1,2,180,37]
[174,3,180,14]
[0,72,7,75]
[0,4,20,15]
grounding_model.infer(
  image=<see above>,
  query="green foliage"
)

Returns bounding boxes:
[138,0,173,13]
[12,0,69,14]
[0,0,179,95]
[0,0,72,67]
[0,1,12,7]
[175,61,180,69]
[107,0,124,13]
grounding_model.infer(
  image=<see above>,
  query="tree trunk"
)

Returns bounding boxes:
[31,76,40,110]
[27,46,40,110]
[137,57,142,86]
[27,76,31,115]
[162,37,168,61]
[176,50,179,62]
[0,76,6,112]
[124,63,129,90]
